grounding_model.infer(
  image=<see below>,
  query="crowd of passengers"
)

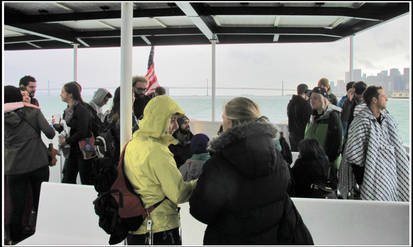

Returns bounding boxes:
[4,75,409,245]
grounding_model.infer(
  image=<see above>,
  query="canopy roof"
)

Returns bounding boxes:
[4,1,409,50]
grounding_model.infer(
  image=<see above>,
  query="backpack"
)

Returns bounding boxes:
[85,103,103,138]
[279,132,293,165]
[93,142,165,245]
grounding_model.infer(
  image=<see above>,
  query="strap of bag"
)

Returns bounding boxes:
[119,141,167,214]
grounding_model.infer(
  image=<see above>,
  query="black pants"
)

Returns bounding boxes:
[62,153,94,185]
[126,227,181,245]
[7,166,49,241]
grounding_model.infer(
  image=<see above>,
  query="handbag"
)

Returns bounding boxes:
[78,135,97,160]
[48,143,59,166]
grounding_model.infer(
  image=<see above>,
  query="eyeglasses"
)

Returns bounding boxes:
[135,87,147,91]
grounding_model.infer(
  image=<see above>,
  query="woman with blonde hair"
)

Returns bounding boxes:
[189,97,313,244]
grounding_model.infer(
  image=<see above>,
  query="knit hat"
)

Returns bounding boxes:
[177,115,189,127]
[5,85,23,103]
[190,133,210,154]
[311,86,328,98]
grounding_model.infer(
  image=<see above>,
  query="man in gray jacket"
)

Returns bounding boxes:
[89,88,112,122]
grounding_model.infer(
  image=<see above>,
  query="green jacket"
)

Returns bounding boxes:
[304,104,343,169]
[124,95,197,234]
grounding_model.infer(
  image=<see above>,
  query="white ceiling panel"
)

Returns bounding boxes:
[216,15,278,27]
[279,16,340,28]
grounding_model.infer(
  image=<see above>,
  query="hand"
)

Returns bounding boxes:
[348,88,355,101]
[58,135,66,146]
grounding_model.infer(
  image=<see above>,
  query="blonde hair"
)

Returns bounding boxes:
[317,78,330,89]
[224,97,261,127]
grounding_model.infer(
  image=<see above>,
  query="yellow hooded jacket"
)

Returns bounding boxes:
[124,95,197,234]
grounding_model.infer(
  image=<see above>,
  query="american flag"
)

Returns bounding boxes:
[145,46,160,96]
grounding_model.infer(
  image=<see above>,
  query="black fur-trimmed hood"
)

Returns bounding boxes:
[208,120,283,179]
[208,120,280,153]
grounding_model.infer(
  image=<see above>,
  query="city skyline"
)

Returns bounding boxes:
[332,67,410,96]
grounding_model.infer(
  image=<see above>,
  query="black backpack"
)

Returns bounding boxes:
[85,103,104,138]
[93,142,165,245]
[279,132,293,165]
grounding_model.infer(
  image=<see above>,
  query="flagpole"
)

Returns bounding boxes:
[211,37,216,122]
[120,2,133,147]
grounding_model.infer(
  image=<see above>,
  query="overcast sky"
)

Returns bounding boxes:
[3,12,410,95]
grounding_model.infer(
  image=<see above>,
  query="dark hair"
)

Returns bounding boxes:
[363,85,382,106]
[310,86,328,98]
[298,138,328,161]
[353,81,367,95]
[19,86,28,92]
[63,81,84,103]
[110,87,120,121]
[297,83,308,95]
[346,81,355,91]
[5,85,23,103]
[155,86,166,95]
[19,75,36,87]
[132,76,148,87]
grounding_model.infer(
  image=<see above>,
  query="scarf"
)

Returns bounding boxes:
[64,100,79,123]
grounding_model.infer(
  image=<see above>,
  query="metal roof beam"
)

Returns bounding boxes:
[140,36,152,45]
[76,38,90,47]
[26,42,42,49]
[5,25,74,45]
[175,2,217,42]
[5,8,185,25]
[193,3,409,21]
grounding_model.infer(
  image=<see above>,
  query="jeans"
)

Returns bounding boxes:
[7,166,49,241]
[126,227,181,245]
[62,153,94,185]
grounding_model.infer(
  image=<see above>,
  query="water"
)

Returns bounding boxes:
[35,93,410,146]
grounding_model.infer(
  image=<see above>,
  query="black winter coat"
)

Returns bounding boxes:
[290,157,331,198]
[64,102,93,155]
[287,95,312,151]
[189,121,313,245]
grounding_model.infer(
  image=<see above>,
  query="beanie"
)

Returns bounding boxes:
[311,86,328,98]
[190,133,210,154]
[5,85,23,103]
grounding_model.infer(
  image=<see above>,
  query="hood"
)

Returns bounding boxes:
[208,120,283,178]
[289,94,306,104]
[4,111,23,128]
[312,103,342,121]
[135,95,184,145]
[91,88,111,107]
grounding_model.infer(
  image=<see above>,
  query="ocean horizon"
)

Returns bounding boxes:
[34,92,410,146]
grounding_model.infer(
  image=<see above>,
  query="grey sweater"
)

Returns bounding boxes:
[5,107,55,175]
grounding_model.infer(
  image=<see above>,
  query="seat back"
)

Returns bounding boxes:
[180,198,409,245]
[18,182,114,245]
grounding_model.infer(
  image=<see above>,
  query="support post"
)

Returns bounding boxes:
[120,2,133,148]
[350,35,354,81]
[211,37,216,121]
[73,43,78,81]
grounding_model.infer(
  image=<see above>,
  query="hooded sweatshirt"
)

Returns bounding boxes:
[89,88,111,122]
[124,95,197,234]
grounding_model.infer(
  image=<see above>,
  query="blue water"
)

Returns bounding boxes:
[35,93,410,145]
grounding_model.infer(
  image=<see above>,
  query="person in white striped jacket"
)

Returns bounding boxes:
[343,85,409,201]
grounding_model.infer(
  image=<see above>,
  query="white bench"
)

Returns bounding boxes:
[180,198,409,245]
[17,182,118,245]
